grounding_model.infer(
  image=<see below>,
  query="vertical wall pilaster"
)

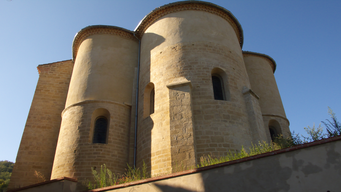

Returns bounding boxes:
[242,87,268,144]
[167,80,196,171]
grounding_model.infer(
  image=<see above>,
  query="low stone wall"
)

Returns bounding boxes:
[10,136,341,192]
[7,177,80,192]
[92,136,341,192]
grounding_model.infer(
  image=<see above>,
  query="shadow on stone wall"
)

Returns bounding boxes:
[136,32,165,175]
[112,138,341,192]
[154,183,196,192]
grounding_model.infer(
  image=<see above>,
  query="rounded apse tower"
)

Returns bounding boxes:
[135,1,267,176]
[51,26,138,181]
[243,52,290,141]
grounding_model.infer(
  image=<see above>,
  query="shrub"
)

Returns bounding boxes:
[197,141,281,168]
[273,134,295,148]
[87,162,148,190]
[0,161,14,192]
[303,123,326,142]
[322,107,341,137]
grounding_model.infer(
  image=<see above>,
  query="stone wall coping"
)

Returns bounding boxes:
[37,59,72,67]
[7,177,77,192]
[87,135,341,192]
[243,51,277,73]
[37,59,72,74]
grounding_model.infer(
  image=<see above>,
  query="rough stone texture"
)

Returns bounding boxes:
[242,87,268,144]
[51,102,131,182]
[168,81,196,171]
[9,60,74,189]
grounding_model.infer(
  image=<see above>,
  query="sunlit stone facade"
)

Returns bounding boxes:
[9,1,290,189]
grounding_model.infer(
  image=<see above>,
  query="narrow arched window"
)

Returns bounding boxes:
[150,88,155,115]
[93,117,108,144]
[143,83,155,118]
[268,120,282,142]
[212,74,225,100]
[269,126,278,141]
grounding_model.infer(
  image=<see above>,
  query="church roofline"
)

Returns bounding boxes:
[72,1,244,61]
[243,51,277,73]
[72,25,136,62]
[134,1,244,48]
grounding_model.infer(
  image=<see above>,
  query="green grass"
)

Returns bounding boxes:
[197,141,281,168]
[86,162,148,190]
[86,141,283,190]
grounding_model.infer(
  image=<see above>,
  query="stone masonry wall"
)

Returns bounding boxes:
[9,60,74,189]
[137,42,257,175]
[168,82,196,171]
[137,8,259,175]
[182,42,254,160]
[147,41,256,162]
[243,53,290,138]
[242,88,268,144]
[51,101,131,183]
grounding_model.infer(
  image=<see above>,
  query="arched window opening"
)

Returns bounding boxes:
[268,120,282,142]
[143,83,155,118]
[269,126,278,141]
[150,88,155,115]
[211,68,230,101]
[212,74,225,100]
[93,117,108,144]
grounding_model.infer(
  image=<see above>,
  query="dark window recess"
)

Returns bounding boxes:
[269,126,278,141]
[150,88,155,114]
[212,75,225,100]
[93,117,108,144]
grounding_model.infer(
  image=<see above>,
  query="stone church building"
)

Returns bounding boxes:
[9,1,290,189]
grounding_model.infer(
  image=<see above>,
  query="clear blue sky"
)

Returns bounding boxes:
[1,0,340,162]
